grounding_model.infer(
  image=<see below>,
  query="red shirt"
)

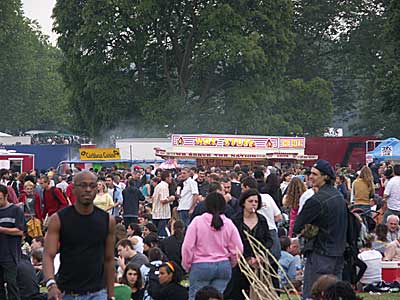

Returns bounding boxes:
[42,187,69,218]
[66,182,76,205]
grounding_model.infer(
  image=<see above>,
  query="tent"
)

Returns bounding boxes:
[367,137,400,162]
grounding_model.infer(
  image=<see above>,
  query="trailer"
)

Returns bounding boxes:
[0,149,34,173]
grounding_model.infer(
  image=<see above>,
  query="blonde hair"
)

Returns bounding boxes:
[285,177,306,209]
[24,181,35,188]
[359,166,374,192]
[97,180,108,193]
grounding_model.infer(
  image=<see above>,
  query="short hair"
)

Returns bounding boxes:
[393,164,400,176]
[0,184,7,196]
[323,280,356,300]
[240,176,257,189]
[144,223,157,233]
[195,286,223,300]
[143,233,159,247]
[209,182,223,193]
[33,236,44,245]
[209,173,220,182]
[387,214,399,224]
[128,178,136,186]
[280,236,291,251]
[148,247,162,262]
[31,248,43,262]
[374,224,388,242]
[24,181,35,188]
[127,223,142,236]
[40,175,49,183]
[229,171,238,180]
[254,168,264,179]
[238,189,262,210]
[161,171,171,181]
[116,239,134,250]
[220,177,231,183]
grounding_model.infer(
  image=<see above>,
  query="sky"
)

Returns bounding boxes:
[22,0,58,45]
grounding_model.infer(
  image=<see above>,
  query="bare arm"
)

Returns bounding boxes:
[105,216,116,299]
[0,227,23,236]
[189,194,199,213]
[274,214,283,222]
[43,213,62,299]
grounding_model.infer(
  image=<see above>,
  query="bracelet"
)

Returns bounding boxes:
[45,279,56,289]
[47,283,58,290]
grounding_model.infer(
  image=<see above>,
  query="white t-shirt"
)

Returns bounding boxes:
[358,249,382,285]
[384,176,400,211]
[56,181,68,193]
[298,188,315,214]
[178,178,199,210]
[258,193,281,230]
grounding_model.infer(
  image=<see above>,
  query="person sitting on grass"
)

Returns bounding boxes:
[155,261,188,300]
[120,263,144,300]
[195,286,223,300]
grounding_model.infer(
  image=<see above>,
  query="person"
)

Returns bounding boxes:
[120,263,144,300]
[182,192,243,300]
[278,236,297,286]
[127,223,144,253]
[141,247,164,300]
[221,177,240,215]
[105,175,123,218]
[143,223,158,237]
[283,177,306,238]
[280,172,293,195]
[351,166,374,212]
[310,274,338,300]
[39,175,69,221]
[385,214,400,242]
[384,237,400,261]
[265,172,282,208]
[196,169,210,199]
[372,224,388,256]
[43,171,116,300]
[358,235,382,287]
[0,184,25,300]
[323,280,360,300]
[195,286,223,300]
[177,168,199,227]
[224,189,273,300]
[117,239,149,274]
[19,180,42,221]
[293,160,348,300]
[16,253,43,300]
[152,171,174,237]
[56,175,69,193]
[160,219,185,268]
[155,261,188,300]
[122,178,145,228]
[229,172,241,199]
[93,180,114,212]
[336,174,349,201]
[383,164,400,223]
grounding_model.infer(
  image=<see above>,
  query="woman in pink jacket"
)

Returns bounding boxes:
[182,192,243,300]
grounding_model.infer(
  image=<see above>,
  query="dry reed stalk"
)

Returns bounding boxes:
[237,231,301,300]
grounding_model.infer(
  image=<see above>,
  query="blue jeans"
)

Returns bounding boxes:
[153,219,169,237]
[269,229,281,260]
[189,260,231,300]
[62,289,107,300]
[178,210,190,227]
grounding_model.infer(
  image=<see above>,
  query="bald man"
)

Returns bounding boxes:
[43,171,116,300]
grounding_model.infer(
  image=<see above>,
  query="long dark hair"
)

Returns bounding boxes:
[205,192,226,230]
[173,219,185,240]
[121,263,143,290]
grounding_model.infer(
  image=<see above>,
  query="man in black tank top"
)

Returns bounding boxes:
[43,171,116,300]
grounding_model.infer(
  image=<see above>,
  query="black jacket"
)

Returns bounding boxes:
[293,184,348,257]
[122,186,145,216]
[232,212,273,259]
[155,282,188,300]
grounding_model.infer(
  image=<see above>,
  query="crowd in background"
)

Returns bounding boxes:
[0,158,400,300]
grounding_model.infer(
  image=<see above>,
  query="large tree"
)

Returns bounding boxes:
[0,0,69,134]
[53,0,296,136]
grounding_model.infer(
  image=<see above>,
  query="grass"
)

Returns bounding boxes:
[280,292,398,300]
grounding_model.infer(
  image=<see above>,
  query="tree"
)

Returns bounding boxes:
[53,0,295,137]
[0,0,69,134]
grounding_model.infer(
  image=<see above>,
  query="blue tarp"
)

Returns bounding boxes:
[367,137,400,161]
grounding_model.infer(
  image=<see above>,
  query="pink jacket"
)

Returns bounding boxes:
[181,213,243,272]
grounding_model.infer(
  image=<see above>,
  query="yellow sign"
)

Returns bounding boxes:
[79,148,121,161]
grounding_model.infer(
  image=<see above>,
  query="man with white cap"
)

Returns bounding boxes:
[293,160,348,300]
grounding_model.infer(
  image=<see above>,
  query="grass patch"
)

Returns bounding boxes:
[280,293,398,300]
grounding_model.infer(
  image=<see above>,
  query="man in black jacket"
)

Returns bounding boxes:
[122,179,145,228]
[293,160,348,300]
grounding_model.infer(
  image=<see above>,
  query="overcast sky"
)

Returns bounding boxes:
[22,0,58,45]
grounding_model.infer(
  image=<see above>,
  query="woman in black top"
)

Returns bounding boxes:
[120,263,145,300]
[155,261,188,300]
[224,189,273,300]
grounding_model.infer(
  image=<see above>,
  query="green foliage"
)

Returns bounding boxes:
[0,0,69,134]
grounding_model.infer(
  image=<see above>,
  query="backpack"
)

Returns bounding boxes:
[345,208,362,260]
[51,187,71,206]
[144,263,162,300]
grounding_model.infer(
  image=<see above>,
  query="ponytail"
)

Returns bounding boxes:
[211,212,223,230]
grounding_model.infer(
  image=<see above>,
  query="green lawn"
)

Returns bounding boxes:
[281,293,398,300]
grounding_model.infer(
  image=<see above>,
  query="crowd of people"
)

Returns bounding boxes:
[0,158,400,300]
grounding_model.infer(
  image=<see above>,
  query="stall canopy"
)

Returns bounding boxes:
[367,137,400,161]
